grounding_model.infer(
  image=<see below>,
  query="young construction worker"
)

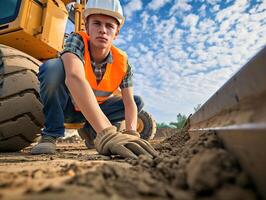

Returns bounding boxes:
[30,0,158,159]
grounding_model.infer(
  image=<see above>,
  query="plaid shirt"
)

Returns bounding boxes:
[60,33,133,88]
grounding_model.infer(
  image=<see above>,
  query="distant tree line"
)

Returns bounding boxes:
[157,113,187,129]
[157,104,201,130]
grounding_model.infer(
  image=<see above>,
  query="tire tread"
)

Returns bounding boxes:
[138,110,157,140]
[0,45,44,152]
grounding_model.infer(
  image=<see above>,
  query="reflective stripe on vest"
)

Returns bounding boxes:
[93,89,113,97]
[77,31,128,105]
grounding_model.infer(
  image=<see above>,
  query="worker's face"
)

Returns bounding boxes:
[85,14,119,49]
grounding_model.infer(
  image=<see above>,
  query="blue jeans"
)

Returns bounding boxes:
[38,58,144,138]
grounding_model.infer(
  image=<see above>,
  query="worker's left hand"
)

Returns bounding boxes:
[95,126,158,159]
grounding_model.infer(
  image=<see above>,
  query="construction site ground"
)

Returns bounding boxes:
[0,128,260,200]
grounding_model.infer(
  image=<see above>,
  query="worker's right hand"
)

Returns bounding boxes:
[95,126,158,159]
[121,130,140,137]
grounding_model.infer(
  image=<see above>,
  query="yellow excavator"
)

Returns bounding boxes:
[0,0,156,152]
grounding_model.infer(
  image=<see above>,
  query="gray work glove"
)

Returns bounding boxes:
[95,126,158,159]
[122,130,140,137]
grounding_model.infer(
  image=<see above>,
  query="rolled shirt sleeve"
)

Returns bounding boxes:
[60,33,85,64]
[120,61,133,89]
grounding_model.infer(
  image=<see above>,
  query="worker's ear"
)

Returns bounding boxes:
[85,17,90,35]
[113,28,120,40]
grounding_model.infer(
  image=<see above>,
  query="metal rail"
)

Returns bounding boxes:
[188,46,266,198]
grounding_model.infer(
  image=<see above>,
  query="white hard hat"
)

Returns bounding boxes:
[83,0,125,28]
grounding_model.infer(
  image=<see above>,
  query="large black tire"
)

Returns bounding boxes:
[137,110,156,140]
[0,45,44,152]
[117,110,157,141]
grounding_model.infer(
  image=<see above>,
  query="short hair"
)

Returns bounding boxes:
[85,14,120,27]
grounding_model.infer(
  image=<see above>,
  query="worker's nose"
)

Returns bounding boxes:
[98,25,107,34]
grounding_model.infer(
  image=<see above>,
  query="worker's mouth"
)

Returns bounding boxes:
[96,37,108,42]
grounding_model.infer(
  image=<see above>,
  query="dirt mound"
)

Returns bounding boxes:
[63,131,258,199]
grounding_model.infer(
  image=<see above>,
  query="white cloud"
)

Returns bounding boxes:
[138,44,149,52]
[206,0,223,5]
[124,28,135,42]
[216,0,249,22]
[258,1,266,11]
[213,5,220,12]
[154,17,177,40]
[124,0,143,19]
[113,36,126,46]
[220,19,231,31]
[169,0,192,16]
[199,4,207,17]
[151,15,159,24]
[182,14,199,28]
[140,11,149,31]
[198,18,217,33]
[148,0,170,10]
[128,46,140,58]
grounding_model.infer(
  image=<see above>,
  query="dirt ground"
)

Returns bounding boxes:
[0,129,259,200]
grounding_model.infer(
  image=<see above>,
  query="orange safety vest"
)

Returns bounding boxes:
[77,31,128,105]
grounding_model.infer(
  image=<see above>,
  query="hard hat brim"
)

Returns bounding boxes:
[83,8,125,28]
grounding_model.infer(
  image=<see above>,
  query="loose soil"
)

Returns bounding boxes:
[0,129,259,200]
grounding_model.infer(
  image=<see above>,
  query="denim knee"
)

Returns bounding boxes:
[134,95,144,112]
[38,58,66,97]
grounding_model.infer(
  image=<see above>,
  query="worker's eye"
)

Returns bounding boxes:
[106,24,115,29]
[93,21,101,26]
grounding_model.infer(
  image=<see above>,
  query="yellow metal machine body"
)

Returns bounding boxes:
[0,0,83,60]
[0,0,85,129]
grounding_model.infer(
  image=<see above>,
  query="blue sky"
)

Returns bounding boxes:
[66,0,266,123]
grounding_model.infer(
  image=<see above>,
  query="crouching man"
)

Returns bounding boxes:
[30,0,158,159]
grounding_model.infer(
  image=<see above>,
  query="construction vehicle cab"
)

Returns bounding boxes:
[0,0,156,152]
[0,0,68,60]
